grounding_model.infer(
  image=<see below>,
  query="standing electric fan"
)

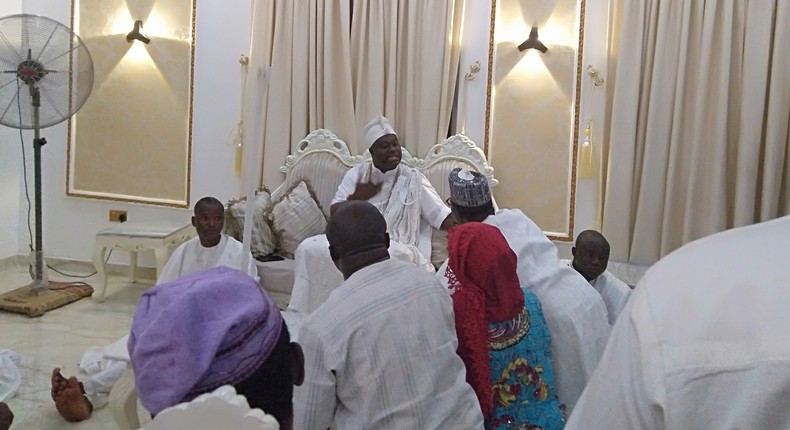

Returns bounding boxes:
[0,14,94,293]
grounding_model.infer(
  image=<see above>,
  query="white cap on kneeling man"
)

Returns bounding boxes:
[363,114,397,149]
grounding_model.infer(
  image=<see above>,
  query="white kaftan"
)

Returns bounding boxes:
[157,235,258,284]
[566,215,790,430]
[294,259,484,430]
[288,162,449,315]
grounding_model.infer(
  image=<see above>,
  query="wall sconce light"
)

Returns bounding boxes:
[517,26,547,53]
[126,20,151,44]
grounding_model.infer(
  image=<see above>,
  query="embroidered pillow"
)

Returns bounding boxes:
[224,189,277,257]
[267,180,327,259]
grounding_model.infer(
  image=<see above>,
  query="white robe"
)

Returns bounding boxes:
[589,271,632,324]
[566,215,790,430]
[562,260,633,325]
[289,163,449,315]
[157,235,258,284]
[437,209,612,412]
[294,259,484,429]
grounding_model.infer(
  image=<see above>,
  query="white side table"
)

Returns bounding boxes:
[92,222,195,302]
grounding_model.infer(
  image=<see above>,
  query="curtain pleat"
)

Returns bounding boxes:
[601,0,790,264]
[246,0,463,188]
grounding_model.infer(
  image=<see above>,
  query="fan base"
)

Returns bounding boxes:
[0,281,94,317]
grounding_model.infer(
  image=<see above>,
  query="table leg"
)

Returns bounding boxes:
[128,251,138,283]
[92,245,109,302]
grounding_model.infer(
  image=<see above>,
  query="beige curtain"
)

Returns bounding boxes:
[246,0,463,187]
[351,0,464,155]
[246,0,356,187]
[601,0,790,264]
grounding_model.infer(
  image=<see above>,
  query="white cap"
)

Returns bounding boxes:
[362,114,396,148]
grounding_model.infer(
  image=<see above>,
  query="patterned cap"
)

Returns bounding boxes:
[362,114,397,148]
[448,168,491,207]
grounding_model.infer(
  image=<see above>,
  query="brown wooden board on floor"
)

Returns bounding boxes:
[0,281,94,317]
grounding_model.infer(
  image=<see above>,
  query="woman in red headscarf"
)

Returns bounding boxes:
[446,222,564,430]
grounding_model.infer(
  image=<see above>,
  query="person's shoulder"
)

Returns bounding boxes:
[601,270,632,292]
[346,162,368,174]
[224,234,243,247]
[173,236,197,251]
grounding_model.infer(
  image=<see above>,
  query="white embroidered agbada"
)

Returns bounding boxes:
[289,163,448,315]
[438,209,611,412]
[295,258,484,429]
[566,215,790,430]
[562,260,633,325]
[157,235,258,284]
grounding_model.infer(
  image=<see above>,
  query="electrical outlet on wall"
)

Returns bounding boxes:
[109,210,127,222]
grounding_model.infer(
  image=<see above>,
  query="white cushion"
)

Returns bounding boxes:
[267,180,327,258]
[224,190,277,258]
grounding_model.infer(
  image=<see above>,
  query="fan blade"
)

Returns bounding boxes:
[0,30,24,63]
[0,87,20,124]
[40,41,81,66]
[35,25,59,63]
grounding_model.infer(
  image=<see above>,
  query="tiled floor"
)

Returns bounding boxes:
[0,262,151,429]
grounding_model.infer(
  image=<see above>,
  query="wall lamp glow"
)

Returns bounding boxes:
[126,20,151,44]
[517,26,547,53]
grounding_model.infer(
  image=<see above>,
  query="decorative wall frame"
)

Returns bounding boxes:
[484,0,586,241]
[67,0,196,207]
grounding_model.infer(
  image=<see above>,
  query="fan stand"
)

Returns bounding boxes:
[0,84,93,317]
[0,14,93,316]
[28,84,54,294]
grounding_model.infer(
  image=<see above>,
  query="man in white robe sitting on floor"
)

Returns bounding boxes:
[440,168,611,413]
[565,230,632,325]
[288,115,454,315]
[157,196,258,284]
[65,197,259,423]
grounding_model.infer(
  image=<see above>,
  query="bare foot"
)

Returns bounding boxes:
[0,402,13,430]
[51,368,93,422]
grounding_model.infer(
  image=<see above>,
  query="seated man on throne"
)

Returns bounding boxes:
[288,115,455,315]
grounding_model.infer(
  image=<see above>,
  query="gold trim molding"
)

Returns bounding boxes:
[484,0,587,242]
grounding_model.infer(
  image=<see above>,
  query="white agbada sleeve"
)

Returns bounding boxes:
[332,164,366,205]
[592,271,632,324]
[418,172,451,229]
[565,288,666,429]
[156,238,194,285]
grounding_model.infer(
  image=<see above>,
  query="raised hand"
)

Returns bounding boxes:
[348,180,382,201]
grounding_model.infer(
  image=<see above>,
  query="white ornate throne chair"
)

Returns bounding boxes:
[408,133,499,267]
[409,133,498,202]
[140,385,280,430]
[254,129,364,304]
[255,130,496,302]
